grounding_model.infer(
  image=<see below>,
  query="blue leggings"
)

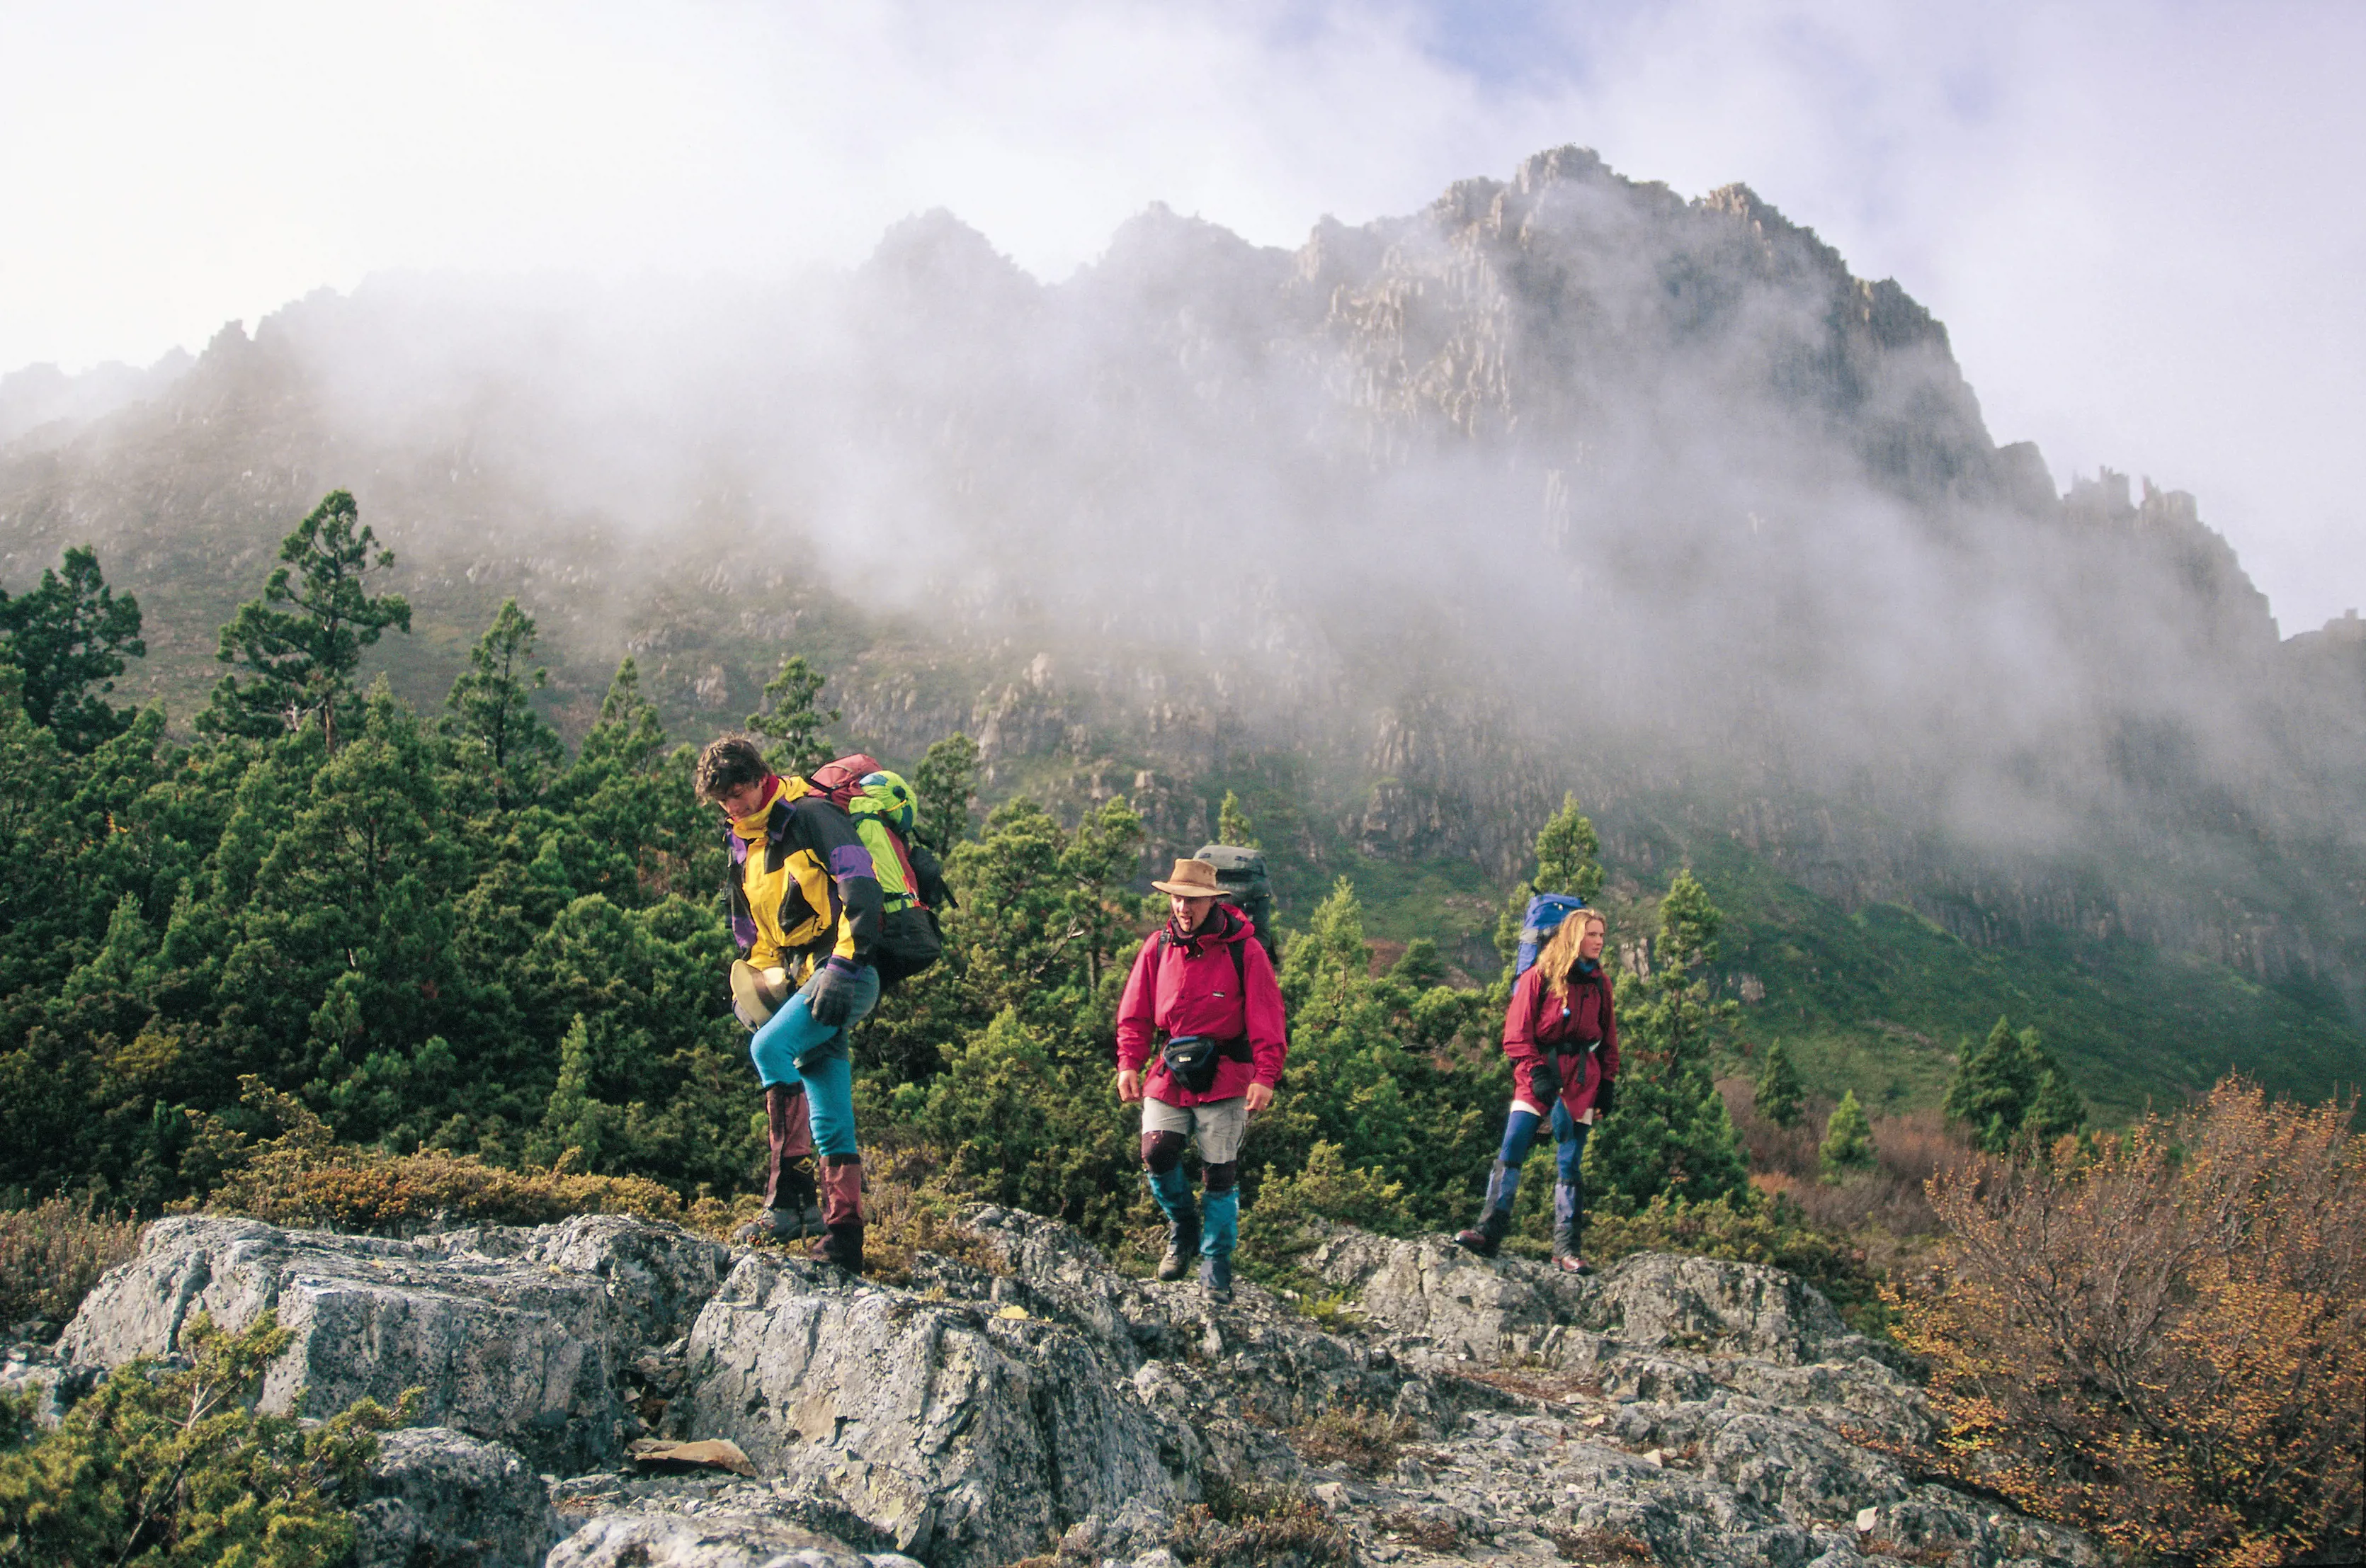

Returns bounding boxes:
[748,966,878,1158]
[1502,1098,1588,1183]
[1482,1099,1591,1232]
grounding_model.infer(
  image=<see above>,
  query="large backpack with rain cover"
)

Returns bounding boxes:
[1515,894,1588,978]
[1193,843,1278,962]
[806,754,950,988]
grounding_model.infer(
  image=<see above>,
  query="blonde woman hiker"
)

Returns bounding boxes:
[695,735,885,1272]
[1456,907,1620,1273]
[1114,858,1288,1302]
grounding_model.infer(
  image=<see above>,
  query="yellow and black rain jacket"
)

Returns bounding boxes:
[724,778,883,977]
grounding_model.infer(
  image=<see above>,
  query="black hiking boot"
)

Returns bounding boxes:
[1157,1216,1202,1281]
[1199,1252,1234,1304]
[733,1208,804,1245]
[812,1221,864,1274]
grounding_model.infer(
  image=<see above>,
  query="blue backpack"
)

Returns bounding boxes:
[1515,894,1590,977]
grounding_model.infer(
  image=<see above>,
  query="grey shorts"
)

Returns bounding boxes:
[1142,1096,1249,1164]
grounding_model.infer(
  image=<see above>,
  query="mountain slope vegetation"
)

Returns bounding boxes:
[2,145,2360,1119]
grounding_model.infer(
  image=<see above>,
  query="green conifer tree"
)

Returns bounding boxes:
[200,490,411,752]
[1491,792,1605,992]
[1819,1089,1877,1179]
[746,654,838,776]
[1389,937,1450,991]
[1062,796,1148,993]
[911,732,980,856]
[540,657,705,907]
[1945,1015,2078,1154]
[443,598,564,809]
[576,657,667,774]
[936,796,1140,1054]
[1754,1038,1805,1127]
[527,1016,622,1171]
[1216,790,1260,847]
[2023,1067,2089,1148]
[1586,869,1749,1208]
[1269,877,1492,1215]
[0,545,144,752]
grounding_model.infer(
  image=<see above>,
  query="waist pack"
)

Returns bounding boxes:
[1159,1034,1251,1095]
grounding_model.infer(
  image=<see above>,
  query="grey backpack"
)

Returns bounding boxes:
[1193,843,1278,961]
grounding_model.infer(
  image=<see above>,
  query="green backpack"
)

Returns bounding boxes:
[846,769,949,987]
[806,756,949,988]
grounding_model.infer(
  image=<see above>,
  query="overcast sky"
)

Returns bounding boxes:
[2,0,2358,632]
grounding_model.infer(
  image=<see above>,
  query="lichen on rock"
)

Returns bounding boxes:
[52,1206,2098,1567]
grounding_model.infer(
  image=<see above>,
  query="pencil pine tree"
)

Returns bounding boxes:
[200,490,411,751]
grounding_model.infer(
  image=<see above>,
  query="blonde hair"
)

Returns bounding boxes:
[1540,909,1609,1000]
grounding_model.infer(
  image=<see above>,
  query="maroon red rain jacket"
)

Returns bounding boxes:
[1503,962,1620,1117]
[1115,908,1288,1107]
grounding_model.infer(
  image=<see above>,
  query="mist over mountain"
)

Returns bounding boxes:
[5,145,2362,1079]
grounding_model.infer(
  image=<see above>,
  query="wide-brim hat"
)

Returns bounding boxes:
[729,960,791,1030]
[1151,858,1227,898]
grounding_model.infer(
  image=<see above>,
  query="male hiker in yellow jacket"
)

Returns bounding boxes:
[695,735,884,1271]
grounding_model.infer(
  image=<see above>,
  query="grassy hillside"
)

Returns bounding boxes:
[1321,826,2358,1125]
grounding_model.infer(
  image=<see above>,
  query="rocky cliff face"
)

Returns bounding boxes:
[30,1210,2098,1568]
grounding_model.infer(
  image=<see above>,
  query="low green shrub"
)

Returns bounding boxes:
[1287,1404,1416,1475]
[1173,1477,1357,1568]
[0,1310,415,1567]
[1246,1142,1419,1242]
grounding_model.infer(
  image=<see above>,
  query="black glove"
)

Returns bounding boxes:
[1593,1076,1617,1118]
[1528,1054,1564,1105]
[806,957,868,1028]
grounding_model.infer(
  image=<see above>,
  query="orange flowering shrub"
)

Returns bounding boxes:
[1898,1075,2365,1567]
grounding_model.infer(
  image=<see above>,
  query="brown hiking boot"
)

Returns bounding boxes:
[1455,1205,1511,1259]
[812,1155,865,1273]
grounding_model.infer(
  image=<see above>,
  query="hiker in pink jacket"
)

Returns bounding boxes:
[1115,858,1287,1302]
[1457,907,1620,1273]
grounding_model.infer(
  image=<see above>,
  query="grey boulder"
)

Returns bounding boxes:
[673,1249,1188,1567]
[546,1505,921,1568]
[353,1425,555,1568]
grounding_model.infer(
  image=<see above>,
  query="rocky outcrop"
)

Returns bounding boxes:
[545,1507,921,1568]
[59,1213,729,1474]
[53,1208,2098,1568]
[672,1246,1187,1563]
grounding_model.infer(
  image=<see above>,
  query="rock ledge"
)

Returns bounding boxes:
[49,1210,2095,1568]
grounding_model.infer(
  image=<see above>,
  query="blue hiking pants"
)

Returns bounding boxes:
[749,964,880,1158]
